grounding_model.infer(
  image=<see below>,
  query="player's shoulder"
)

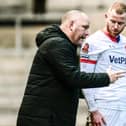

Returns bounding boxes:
[120,34,126,42]
[84,31,103,45]
[86,30,103,43]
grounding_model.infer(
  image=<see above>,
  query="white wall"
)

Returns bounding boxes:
[0,0,23,6]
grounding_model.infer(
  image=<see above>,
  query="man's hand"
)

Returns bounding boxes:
[107,65,126,83]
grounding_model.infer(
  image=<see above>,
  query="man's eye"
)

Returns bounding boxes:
[118,22,124,25]
[111,20,116,24]
[83,26,89,29]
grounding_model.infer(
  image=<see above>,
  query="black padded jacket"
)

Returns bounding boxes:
[16,24,110,126]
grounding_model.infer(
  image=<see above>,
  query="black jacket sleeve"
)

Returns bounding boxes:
[40,37,110,89]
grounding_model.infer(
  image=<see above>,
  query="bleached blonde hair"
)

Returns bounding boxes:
[108,1,126,14]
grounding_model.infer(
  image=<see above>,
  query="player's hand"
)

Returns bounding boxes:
[90,110,106,126]
[107,66,126,83]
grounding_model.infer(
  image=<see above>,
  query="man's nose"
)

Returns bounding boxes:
[84,30,90,38]
[114,23,119,29]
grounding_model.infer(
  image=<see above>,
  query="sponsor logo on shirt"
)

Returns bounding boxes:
[109,55,126,64]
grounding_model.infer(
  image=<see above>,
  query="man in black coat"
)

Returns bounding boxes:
[16,10,124,126]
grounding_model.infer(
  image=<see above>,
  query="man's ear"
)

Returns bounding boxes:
[69,20,74,31]
[105,13,108,18]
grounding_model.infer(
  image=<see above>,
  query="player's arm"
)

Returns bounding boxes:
[80,41,98,110]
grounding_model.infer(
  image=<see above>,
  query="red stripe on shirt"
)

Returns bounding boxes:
[80,58,97,64]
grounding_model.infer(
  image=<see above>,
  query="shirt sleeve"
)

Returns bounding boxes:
[82,88,98,112]
[80,41,98,112]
